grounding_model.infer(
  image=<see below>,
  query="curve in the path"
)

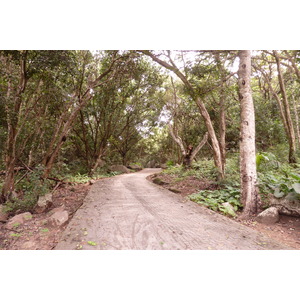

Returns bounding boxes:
[55,168,293,250]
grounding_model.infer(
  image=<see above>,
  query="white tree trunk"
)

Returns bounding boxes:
[238,50,259,218]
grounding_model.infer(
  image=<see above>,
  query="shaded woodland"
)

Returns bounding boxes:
[1,50,300,219]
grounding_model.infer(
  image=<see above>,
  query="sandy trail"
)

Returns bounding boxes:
[55,168,293,250]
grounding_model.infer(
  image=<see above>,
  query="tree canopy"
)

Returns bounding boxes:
[1,50,300,219]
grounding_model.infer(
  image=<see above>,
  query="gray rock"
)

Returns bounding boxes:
[89,179,96,185]
[221,202,237,217]
[35,193,53,214]
[6,212,33,229]
[147,160,156,168]
[256,207,280,224]
[48,210,69,227]
[269,194,300,217]
[127,164,142,171]
[109,165,130,174]
[0,205,9,222]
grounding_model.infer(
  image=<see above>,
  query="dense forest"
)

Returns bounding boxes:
[0,50,300,220]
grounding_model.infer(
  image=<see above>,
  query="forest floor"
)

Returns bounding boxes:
[149,172,300,250]
[0,169,299,250]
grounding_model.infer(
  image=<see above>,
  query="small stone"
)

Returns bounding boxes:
[48,210,69,227]
[6,212,32,230]
[21,240,37,250]
[89,179,96,185]
[35,193,53,214]
[256,207,280,224]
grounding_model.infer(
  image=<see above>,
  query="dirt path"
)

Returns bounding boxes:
[55,169,294,250]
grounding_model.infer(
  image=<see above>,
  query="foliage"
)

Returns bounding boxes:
[258,163,300,201]
[4,166,51,213]
[188,182,242,216]
[166,160,175,167]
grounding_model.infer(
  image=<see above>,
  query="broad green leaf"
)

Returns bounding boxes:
[274,187,285,198]
[292,183,300,194]
[285,192,300,201]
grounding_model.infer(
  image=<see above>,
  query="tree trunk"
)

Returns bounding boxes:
[141,50,225,180]
[238,50,259,218]
[1,51,28,202]
[292,95,300,148]
[273,51,297,163]
[195,98,224,179]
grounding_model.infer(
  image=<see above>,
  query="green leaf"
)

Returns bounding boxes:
[292,183,300,194]
[87,241,97,246]
[274,187,285,198]
[285,192,300,201]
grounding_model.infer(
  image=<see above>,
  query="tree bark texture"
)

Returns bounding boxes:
[238,50,259,218]
[273,51,297,163]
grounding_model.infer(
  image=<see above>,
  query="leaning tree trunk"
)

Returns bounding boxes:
[238,50,259,218]
[273,51,297,163]
[140,51,225,180]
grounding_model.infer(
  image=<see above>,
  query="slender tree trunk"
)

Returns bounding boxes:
[90,147,106,175]
[219,89,226,169]
[273,50,297,163]
[42,93,93,177]
[292,95,300,148]
[195,98,224,179]
[238,50,259,218]
[1,51,28,202]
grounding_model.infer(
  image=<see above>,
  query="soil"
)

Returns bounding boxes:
[1,169,298,250]
[150,171,300,250]
[0,183,91,250]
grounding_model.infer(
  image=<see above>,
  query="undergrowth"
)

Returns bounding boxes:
[164,152,300,217]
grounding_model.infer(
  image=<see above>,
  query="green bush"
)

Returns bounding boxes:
[5,165,51,214]
[166,160,175,167]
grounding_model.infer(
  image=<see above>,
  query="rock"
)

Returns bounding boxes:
[89,179,96,185]
[168,188,181,194]
[256,207,280,224]
[0,205,9,222]
[127,164,142,171]
[48,210,69,227]
[270,194,300,217]
[108,165,130,174]
[161,164,167,169]
[6,212,32,230]
[48,205,66,216]
[152,177,166,185]
[221,202,237,217]
[35,193,53,214]
[21,240,37,250]
[146,160,156,168]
